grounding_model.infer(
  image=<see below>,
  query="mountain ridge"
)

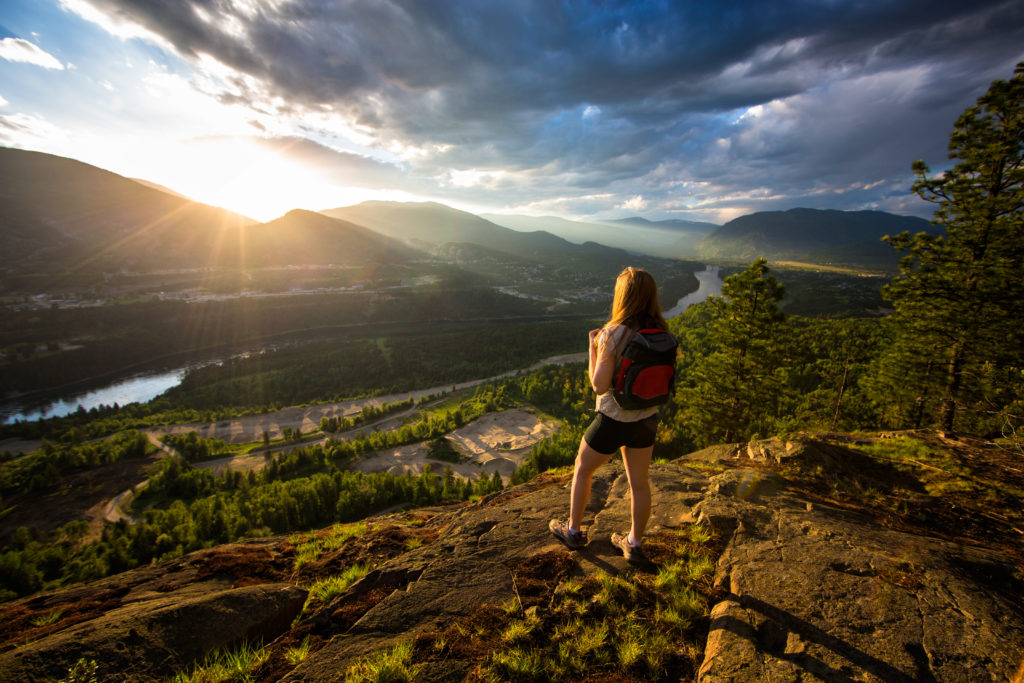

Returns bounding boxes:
[321,201,628,262]
[696,207,936,266]
[2,147,938,289]
[0,147,257,285]
[482,212,718,258]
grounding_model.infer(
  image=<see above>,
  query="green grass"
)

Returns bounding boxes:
[59,658,98,683]
[30,609,62,627]
[469,524,717,681]
[300,564,371,618]
[500,613,541,643]
[858,435,1024,502]
[167,642,268,683]
[284,636,311,666]
[487,646,546,681]
[292,521,369,570]
[344,639,418,683]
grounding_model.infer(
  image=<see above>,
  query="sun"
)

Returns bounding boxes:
[141,137,360,221]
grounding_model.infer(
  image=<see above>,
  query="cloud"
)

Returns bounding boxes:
[0,112,70,148]
[619,195,648,212]
[53,0,1024,220]
[0,94,8,108]
[0,38,65,70]
[245,135,409,191]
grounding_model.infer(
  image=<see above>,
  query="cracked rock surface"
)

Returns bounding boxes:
[1,435,1020,681]
[288,439,1023,681]
[695,466,1022,681]
[0,541,305,682]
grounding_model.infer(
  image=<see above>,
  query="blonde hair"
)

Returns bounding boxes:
[606,267,667,331]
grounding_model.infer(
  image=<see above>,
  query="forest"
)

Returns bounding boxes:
[0,64,1021,602]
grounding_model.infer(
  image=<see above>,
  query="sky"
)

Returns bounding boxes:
[1,1,1022,224]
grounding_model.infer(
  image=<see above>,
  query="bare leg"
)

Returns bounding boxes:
[569,438,612,531]
[621,445,653,543]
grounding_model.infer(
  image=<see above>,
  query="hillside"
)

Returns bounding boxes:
[321,201,630,266]
[232,210,424,268]
[606,216,720,234]
[0,147,255,285]
[696,208,935,267]
[482,213,718,258]
[1,431,1020,682]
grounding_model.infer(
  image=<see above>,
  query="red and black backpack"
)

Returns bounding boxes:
[612,328,679,410]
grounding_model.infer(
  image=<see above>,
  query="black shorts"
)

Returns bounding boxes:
[583,412,659,455]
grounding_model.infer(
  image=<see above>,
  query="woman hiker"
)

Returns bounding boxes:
[549,266,670,563]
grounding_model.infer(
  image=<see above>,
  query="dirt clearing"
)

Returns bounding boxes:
[352,408,561,483]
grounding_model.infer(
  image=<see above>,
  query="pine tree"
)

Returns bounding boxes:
[678,258,786,446]
[881,63,1024,432]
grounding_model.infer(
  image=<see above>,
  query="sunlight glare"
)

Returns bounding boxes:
[153,137,356,221]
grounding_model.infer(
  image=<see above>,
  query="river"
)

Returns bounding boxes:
[1,368,191,424]
[665,264,723,317]
[2,266,724,423]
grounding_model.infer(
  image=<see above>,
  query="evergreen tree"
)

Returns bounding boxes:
[677,258,786,446]
[880,63,1024,432]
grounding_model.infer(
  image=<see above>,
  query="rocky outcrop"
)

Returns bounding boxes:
[695,468,1021,680]
[278,440,1024,682]
[3,583,306,682]
[1,433,1021,681]
[0,541,305,682]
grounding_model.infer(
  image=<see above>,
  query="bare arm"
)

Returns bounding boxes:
[589,327,617,395]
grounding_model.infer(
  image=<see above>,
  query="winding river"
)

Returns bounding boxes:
[665,264,723,318]
[2,265,724,424]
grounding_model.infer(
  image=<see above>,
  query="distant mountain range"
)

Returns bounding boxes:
[321,201,630,266]
[0,147,941,295]
[482,214,718,257]
[696,208,937,266]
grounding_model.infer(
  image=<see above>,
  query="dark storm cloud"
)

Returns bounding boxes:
[81,0,1024,218]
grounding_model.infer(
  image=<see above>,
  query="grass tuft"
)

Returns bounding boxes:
[344,639,418,683]
[169,642,268,683]
[501,614,541,643]
[300,563,370,618]
[487,646,546,681]
[293,521,368,570]
[284,636,311,667]
[30,609,62,627]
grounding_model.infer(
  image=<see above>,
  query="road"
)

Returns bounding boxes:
[103,351,587,523]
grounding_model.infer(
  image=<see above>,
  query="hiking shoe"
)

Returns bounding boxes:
[611,532,644,563]
[549,519,584,549]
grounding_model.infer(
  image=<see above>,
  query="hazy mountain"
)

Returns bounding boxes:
[605,216,720,233]
[0,147,254,282]
[237,209,423,267]
[480,214,611,246]
[130,178,190,199]
[321,201,629,264]
[482,213,718,258]
[0,149,436,295]
[696,208,936,266]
